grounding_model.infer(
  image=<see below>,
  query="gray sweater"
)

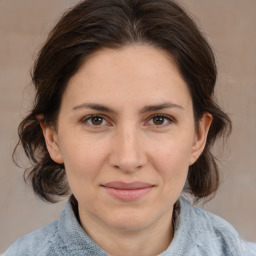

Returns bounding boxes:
[2,198,256,255]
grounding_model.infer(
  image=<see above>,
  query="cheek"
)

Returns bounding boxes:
[151,135,193,168]
[149,135,193,188]
[58,136,109,186]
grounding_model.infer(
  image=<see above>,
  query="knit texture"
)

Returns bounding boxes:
[2,198,256,256]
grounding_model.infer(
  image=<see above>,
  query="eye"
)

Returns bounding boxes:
[147,114,174,126]
[81,115,108,127]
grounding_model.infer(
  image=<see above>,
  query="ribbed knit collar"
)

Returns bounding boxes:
[58,197,192,255]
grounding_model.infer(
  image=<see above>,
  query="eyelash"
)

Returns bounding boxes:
[80,114,175,128]
[147,114,175,127]
[80,115,109,128]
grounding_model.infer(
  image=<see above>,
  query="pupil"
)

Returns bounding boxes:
[153,116,164,125]
[92,116,103,125]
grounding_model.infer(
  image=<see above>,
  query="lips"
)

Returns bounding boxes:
[101,182,155,201]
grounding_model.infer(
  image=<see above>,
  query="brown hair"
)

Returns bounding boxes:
[14,0,231,203]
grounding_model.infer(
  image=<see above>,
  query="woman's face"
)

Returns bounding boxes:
[43,45,211,232]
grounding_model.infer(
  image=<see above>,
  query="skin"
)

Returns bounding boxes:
[41,45,212,256]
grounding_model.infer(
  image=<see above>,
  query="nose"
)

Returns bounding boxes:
[108,126,147,173]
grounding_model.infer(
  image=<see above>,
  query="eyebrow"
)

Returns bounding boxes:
[72,102,183,113]
[73,103,117,114]
[139,103,184,114]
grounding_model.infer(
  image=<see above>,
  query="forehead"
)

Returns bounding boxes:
[62,45,192,110]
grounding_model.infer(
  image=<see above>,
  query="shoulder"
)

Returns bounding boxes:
[2,220,63,256]
[177,198,256,256]
[1,200,107,256]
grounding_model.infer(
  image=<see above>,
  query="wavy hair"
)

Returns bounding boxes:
[14,0,231,203]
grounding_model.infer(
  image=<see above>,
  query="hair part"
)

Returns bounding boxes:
[14,0,231,203]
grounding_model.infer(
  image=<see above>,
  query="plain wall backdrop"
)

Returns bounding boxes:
[0,0,255,253]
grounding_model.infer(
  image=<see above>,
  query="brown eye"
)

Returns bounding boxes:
[81,115,108,127]
[91,116,104,125]
[147,114,174,127]
[152,116,165,125]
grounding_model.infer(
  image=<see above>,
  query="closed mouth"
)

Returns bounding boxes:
[101,181,155,201]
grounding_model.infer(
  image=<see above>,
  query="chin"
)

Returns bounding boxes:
[104,208,155,231]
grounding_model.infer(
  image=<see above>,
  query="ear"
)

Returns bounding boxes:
[39,121,64,164]
[189,113,212,165]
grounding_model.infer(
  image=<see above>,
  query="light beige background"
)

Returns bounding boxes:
[0,0,255,253]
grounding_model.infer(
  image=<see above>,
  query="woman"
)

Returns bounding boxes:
[3,0,256,255]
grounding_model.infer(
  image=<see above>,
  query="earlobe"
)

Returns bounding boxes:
[39,122,64,164]
[189,113,212,165]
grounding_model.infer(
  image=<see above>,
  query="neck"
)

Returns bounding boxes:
[78,205,174,256]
